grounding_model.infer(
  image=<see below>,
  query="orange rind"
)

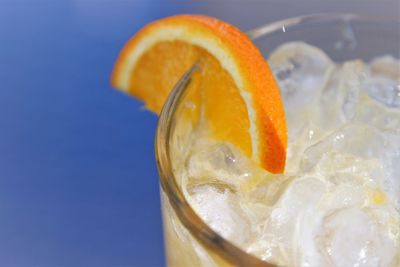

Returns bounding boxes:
[111,15,287,173]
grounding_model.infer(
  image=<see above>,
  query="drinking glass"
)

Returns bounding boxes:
[155,14,400,266]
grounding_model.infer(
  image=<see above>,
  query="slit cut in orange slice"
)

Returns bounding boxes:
[111,15,287,173]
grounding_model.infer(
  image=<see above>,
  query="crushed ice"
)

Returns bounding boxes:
[181,42,400,267]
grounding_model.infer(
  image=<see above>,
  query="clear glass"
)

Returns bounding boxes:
[155,14,400,266]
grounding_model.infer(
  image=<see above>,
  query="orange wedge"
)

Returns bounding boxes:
[111,15,287,173]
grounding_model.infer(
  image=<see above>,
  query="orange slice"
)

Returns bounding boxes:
[111,15,287,173]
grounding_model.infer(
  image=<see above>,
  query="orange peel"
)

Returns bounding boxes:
[111,15,287,173]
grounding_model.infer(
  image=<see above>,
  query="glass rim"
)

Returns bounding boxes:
[155,13,400,266]
[246,12,399,41]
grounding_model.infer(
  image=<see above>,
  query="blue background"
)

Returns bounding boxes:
[0,0,397,266]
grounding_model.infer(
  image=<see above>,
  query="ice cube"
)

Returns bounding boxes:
[185,140,267,191]
[363,77,400,108]
[313,152,385,188]
[379,132,400,209]
[268,42,334,140]
[286,61,366,173]
[354,57,400,133]
[317,208,398,267]
[354,93,400,133]
[188,185,251,245]
[282,177,327,211]
[363,55,400,108]
[247,177,327,266]
[312,60,365,132]
[302,124,400,209]
[369,55,400,81]
[301,124,387,172]
[285,121,328,174]
[326,185,366,209]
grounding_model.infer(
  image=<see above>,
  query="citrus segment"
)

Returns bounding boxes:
[111,15,287,173]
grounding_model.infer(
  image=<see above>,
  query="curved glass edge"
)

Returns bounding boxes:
[246,13,399,41]
[155,64,271,266]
